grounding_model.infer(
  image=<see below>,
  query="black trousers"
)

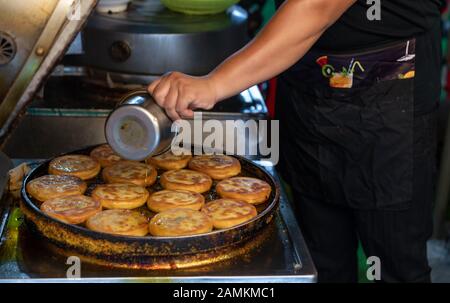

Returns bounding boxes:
[280,112,436,283]
[293,189,433,283]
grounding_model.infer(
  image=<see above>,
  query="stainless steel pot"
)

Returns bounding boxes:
[105,90,175,161]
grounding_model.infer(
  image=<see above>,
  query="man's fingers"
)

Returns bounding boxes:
[165,107,181,121]
[164,86,179,118]
[147,72,214,120]
[189,99,214,111]
[147,78,161,95]
[180,109,194,119]
[152,78,171,106]
[158,79,180,120]
[175,90,193,115]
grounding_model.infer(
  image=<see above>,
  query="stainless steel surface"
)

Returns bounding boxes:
[0,160,317,282]
[85,69,160,87]
[106,90,174,160]
[3,114,109,159]
[185,86,269,156]
[81,0,248,81]
[0,0,97,142]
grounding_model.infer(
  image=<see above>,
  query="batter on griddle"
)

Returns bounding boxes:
[149,208,213,237]
[49,154,101,180]
[26,174,87,202]
[102,160,157,187]
[216,177,271,205]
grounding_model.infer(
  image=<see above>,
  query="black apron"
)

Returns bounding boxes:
[277,40,417,210]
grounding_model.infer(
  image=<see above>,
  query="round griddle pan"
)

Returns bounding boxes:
[20,145,280,269]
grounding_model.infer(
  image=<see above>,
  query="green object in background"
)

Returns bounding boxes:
[161,0,239,15]
[357,244,372,283]
[441,35,448,102]
[7,207,23,230]
[261,0,276,26]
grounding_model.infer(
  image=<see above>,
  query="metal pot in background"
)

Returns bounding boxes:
[81,0,249,85]
[105,90,175,161]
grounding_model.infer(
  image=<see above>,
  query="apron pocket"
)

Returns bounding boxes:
[315,79,414,209]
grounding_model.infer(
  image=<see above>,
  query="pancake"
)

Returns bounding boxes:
[26,174,87,202]
[90,144,122,167]
[201,199,257,229]
[91,183,149,209]
[147,150,192,170]
[48,154,101,180]
[216,177,271,205]
[149,208,213,237]
[102,161,157,187]
[160,169,212,193]
[188,155,241,180]
[40,195,102,224]
[86,209,148,237]
[147,189,205,213]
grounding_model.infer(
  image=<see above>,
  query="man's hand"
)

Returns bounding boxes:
[147,72,218,121]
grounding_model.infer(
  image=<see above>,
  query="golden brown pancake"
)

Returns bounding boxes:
[147,150,192,170]
[40,195,102,224]
[188,155,241,180]
[149,208,213,237]
[48,155,101,180]
[86,209,148,237]
[216,177,271,205]
[102,161,157,187]
[202,199,257,229]
[91,183,149,209]
[26,174,87,202]
[147,189,205,213]
[90,144,122,167]
[160,169,212,193]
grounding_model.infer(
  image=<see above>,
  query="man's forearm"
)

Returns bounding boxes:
[147,0,357,120]
[209,0,356,101]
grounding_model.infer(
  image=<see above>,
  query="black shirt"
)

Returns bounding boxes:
[275,0,444,115]
[315,0,443,51]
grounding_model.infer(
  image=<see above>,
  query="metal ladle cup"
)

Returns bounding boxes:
[105,90,176,161]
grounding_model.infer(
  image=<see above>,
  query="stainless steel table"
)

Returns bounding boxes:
[0,160,317,283]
